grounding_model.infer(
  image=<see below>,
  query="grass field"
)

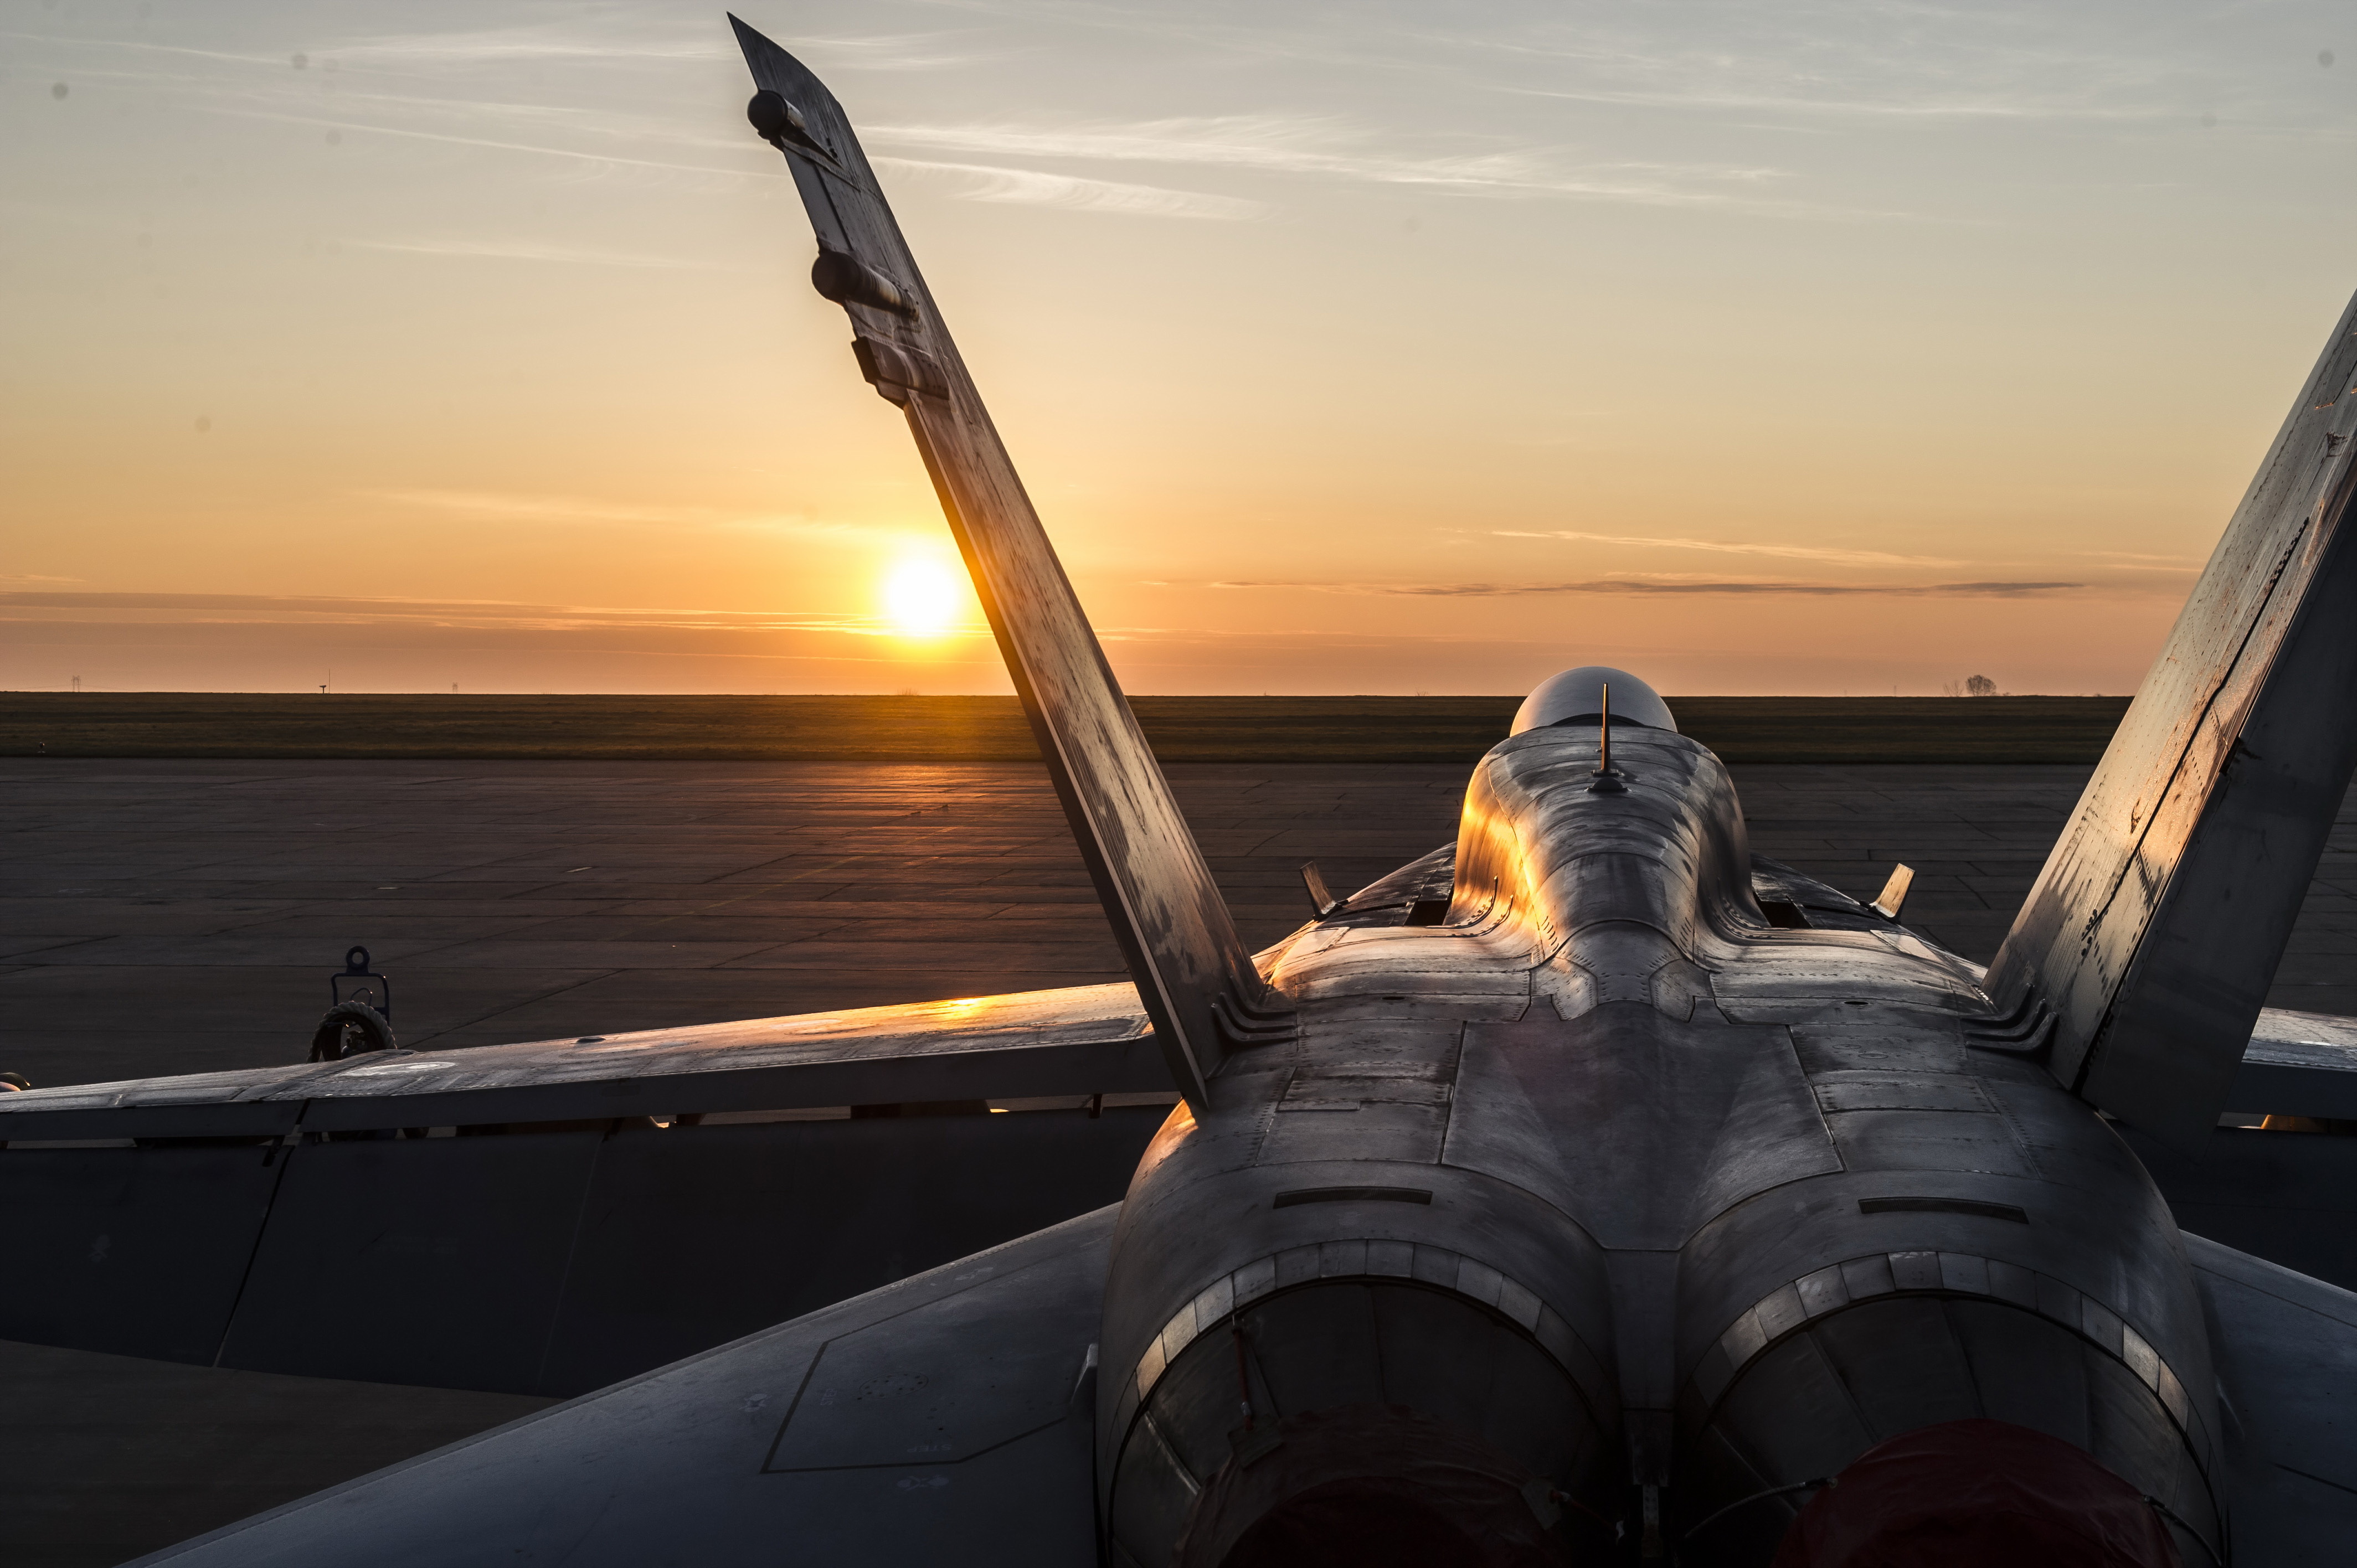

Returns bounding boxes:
[0,694,2132,764]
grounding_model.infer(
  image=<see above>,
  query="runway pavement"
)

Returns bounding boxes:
[9,757,2351,1092]
[2,757,2353,1565]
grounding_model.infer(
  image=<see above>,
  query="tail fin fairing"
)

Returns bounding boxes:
[1988,290,2357,1145]
[729,18,1275,1110]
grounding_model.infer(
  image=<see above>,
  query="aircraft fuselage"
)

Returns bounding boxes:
[1099,718,2219,1564]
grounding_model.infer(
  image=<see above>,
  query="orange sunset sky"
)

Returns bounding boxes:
[5,1,2355,695]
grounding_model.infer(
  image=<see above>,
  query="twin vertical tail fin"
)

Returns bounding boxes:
[729,18,1282,1111]
[1988,288,2357,1146]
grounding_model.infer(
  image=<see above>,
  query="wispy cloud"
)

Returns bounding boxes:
[865,115,1820,213]
[1484,48,2192,126]
[323,19,1002,77]
[873,114,1467,176]
[352,238,733,270]
[215,105,770,184]
[11,18,1937,226]
[1209,578,2086,598]
[367,490,868,539]
[1494,529,1961,568]
[2075,550,2202,571]
[0,30,291,69]
[1151,8,2240,129]
[794,32,1005,74]
[316,23,725,68]
[876,157,1265,219]
[12,25,771,185]
[0,590,985,639]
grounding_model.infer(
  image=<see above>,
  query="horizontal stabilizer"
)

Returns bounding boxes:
[2230,1008,2357,1121]
[2186,1234,2357,1564]
[730,16,1278,1109]
[129,1209,1115,1566]
[1988,290,2357,1145]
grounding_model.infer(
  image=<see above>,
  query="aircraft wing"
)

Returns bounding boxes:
[2185,1233,2357,1563]
[0,982,1162,1141]
[0,986,1171,1395]
[123,1206,1115,1568]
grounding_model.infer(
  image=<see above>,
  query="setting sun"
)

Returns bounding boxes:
[882,556,967,638]
[9,0,2347,702]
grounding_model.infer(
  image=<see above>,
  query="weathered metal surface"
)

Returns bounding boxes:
[2185,1234,2357,1564]
[125,1207,1114,1567]
[732,18,1270,1112]
[0,982,1161,1139]
[1095,718,2222,1565]
[1986,287,2357,1146]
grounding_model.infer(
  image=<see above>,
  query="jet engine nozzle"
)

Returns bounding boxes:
[1512,667,1677,735]
[1172,1405,1578,1568]
[1765,1419,2188,1568]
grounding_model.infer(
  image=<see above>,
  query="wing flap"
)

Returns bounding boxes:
[129,1208,1114,1566]
[0,1110,1160,1397]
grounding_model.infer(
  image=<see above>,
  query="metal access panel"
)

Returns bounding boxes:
[0,1144,280,1364]
[215,1129,607,1393]
[537,1107,1165,1396]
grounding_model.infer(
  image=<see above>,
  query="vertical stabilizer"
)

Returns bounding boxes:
[1987,289,2357,1146]
[729,18,1276,1110]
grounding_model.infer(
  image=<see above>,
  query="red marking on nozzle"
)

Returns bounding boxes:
[1772,1418,2191,1568]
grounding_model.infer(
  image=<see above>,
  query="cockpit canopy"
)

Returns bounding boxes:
[1509,666,1678,735]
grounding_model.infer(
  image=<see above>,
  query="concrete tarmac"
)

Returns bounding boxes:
[2,758,2353,1565]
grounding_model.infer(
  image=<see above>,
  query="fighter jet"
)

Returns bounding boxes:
[6,16,2357,1565]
